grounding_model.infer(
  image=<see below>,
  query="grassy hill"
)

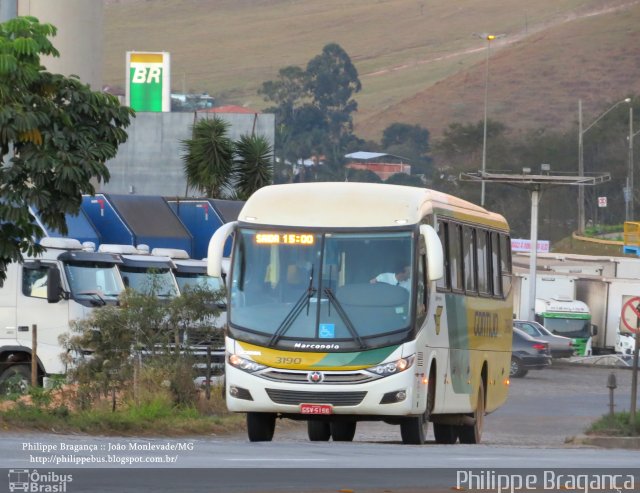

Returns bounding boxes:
[102,0,640,141]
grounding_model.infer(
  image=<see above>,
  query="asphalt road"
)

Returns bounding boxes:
[1,363,639,493]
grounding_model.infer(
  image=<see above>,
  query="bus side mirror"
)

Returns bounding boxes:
[419,224,443,281]
[47,267,63,304]
[591,324,598,336]
[208,221,237,278]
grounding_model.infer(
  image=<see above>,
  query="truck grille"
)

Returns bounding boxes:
[265,389,367,406]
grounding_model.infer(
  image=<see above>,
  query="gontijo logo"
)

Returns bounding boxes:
[8,469,73,492]
[125,51,171,113]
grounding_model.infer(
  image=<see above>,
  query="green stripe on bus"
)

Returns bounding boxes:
[315,345,398,367]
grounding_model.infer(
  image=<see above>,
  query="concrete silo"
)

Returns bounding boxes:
[15,0,103,90]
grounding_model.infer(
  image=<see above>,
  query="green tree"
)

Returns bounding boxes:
[181,117,235,198]
[233,134,274,200]
[306,43,362,162]
[0,17,133,276]
[381,123,432,176]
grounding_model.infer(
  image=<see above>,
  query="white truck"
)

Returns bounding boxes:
[512,270,593,355]
[575,276,640,355]
[0,237,125,390]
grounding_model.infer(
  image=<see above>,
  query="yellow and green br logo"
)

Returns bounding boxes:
[129,53,165,112]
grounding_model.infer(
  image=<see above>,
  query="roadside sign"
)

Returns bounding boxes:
[620,295,640,333]
[598,196,607,208]
[125,51,171,112]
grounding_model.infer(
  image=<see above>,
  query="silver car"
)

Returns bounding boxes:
[513,320,575,359]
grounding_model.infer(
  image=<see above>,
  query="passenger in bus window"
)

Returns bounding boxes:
[370,262,411,290]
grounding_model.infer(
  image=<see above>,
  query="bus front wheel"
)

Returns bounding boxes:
[400,413,428,445]
[330,421,356,441]
[246,412,276,442]
[307,420,331,441]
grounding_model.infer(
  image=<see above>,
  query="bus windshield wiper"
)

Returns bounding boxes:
[268,266,315,347]
[323,287,367,349]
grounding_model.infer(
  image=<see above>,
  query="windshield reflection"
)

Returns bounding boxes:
[230,229,414,345]
[64,261,124,302]
[120,267,177,297]
[542,318,590,339]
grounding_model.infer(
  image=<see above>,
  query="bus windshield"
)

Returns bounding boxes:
[229,228,414,349]
[542,316,591,339]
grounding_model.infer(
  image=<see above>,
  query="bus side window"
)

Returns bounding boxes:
[491,232,502,297]
[448,223,463,293]
[416,253,427,325]
[436,220,450,291]
[477,230,491,296]
[500,233,512,295]
[463,226,477,294]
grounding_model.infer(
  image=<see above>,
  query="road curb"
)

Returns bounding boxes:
[552,360,633,371]
[567,434,640,449]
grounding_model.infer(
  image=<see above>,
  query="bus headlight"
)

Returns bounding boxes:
[228,353,267,373]
[367,355,415,377]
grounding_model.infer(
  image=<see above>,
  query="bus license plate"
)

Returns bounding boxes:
[300,403,333,415]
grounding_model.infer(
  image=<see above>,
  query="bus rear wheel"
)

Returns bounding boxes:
[433,423,458,444]
[330,421,356,441]
[459,380,485,444]
[307,420,331,441]
[246,412,276,442]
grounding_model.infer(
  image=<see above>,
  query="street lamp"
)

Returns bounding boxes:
[473,32,505,206]
[626,104,640,222]
[578,97,631,232]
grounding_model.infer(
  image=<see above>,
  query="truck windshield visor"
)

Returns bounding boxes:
[229,228,414,346]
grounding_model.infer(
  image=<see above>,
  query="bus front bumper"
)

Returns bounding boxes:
[225,364,422,417]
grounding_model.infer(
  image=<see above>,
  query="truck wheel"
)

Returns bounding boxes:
[433,423,458,444]
[330,421,356,442]
[510,358,527,378]
[307,420,331,441]
[246,412,276,442]
[459,380,485,444]
[0,365,31,396]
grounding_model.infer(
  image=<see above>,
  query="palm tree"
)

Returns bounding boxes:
[181,117,234,198]
[233,134,273,200]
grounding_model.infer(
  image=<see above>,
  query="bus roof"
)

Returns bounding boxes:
[238,182,508,230]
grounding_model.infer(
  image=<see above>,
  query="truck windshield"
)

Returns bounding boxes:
[542,317,591,339]
[64,261,124,303]
[229,228,414,349]
[120,267,177,297]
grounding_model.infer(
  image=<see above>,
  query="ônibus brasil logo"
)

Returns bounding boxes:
[8,469,72,492]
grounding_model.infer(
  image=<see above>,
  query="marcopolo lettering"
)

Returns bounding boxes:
[293,342,340,350]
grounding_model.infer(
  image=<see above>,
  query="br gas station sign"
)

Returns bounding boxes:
[125,51,171,112]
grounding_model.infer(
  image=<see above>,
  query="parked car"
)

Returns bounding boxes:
[511,327,552,378]
[513,320,575,359]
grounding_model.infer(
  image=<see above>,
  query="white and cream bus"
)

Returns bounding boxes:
[208,182,513,444]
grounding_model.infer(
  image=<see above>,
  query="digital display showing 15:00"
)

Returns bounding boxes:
[255,233,315,245]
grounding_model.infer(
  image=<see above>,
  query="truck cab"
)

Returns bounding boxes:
[0,238,124,390]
